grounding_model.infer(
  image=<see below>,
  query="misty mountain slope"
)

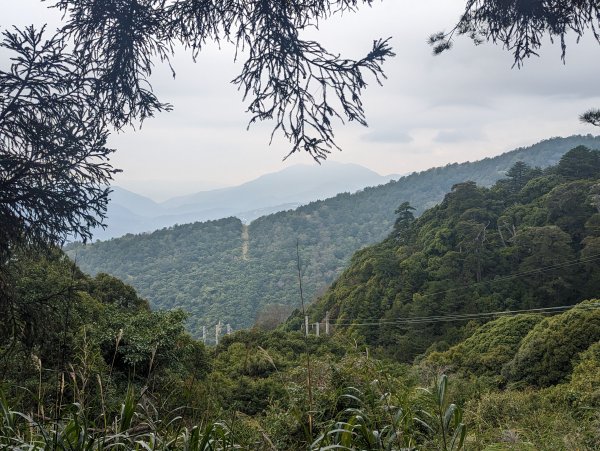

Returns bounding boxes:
[162,162,390,211]
[96,162,394,240]
[67,135,600,338]
[108,187,165,217]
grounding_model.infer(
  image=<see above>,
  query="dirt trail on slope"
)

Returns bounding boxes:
[241,224,249,260]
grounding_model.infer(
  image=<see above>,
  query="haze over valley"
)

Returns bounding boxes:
[98,162,399,240]
[69,135,600,335]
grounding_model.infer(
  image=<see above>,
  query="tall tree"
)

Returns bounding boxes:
[393,201,415,244]
[0,27,118,258]
[556,146,600,180]
[501,161,542,196]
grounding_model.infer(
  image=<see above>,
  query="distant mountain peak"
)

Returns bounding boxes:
[97,162,393,240]
[72,135,600,336]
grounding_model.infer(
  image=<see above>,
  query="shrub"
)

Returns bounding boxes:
[424,314,543,379]
[567,340,600,408]
[503,300,600,386]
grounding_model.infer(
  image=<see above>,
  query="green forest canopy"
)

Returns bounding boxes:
[299,145,600,362]
[4,147,600,448]
[68,136,600,337]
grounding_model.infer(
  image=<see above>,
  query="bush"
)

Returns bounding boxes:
[466,388,599,449]
[424,314,543,379]
[503,300,600,387]
[566,340,600,408]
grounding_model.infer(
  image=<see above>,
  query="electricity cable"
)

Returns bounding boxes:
[332,303,600,327]
[413,253,600,301]
[313,252,600,328]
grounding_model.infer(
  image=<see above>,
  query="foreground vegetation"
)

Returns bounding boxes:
[3,145,600,449]
[2,301,600,449]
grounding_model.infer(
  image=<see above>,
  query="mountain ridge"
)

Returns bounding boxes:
[294,144,600,363]
[68,135,600,337]
[98,162,394,240]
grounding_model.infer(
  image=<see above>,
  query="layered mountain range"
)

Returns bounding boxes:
[97,162,398,240]
[67,135,600,337]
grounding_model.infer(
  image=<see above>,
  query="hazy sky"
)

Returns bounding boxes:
[3,1,600,200]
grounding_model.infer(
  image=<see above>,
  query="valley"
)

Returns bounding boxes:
[67,135,600,336]
[5,142,600,449]
[3,1,600,448]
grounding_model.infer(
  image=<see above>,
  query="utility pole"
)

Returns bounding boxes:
[202,326,206,344]
[315,322,320,337]
[215,322,222,345]
[297,239,313,437]
[325,311,330,335]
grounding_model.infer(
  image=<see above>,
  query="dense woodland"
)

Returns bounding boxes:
[3,145,600,449]
[297,145,600,363]
[66,135,600,337]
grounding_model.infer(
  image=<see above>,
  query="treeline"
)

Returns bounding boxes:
[1,247,469,449]
[1,251,599,448]
[0,248,208,418]
[66,135,600,337]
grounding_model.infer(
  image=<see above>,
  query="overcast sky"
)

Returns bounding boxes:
[3,1,600,200]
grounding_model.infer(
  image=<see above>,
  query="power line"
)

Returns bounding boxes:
[317,252,600,328]
[332,303,600,327]
[415,253,600,301]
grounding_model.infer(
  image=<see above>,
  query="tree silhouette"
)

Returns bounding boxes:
[431,0,600,64]
[580,109,600,127]
[429,0,600,127]
[0,26,118,257]
[1,1,394,255]
[53,0,395,160]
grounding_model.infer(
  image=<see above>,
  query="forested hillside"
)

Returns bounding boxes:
[299,145,600,363]
[4,194,600,449]
[5,0,600,446]
[67,136,600,336]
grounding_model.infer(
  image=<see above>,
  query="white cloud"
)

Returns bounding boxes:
[361,130,413,144]
[434,129,485,144]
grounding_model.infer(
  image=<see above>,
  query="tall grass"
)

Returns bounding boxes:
[0,387,242,450]
[310,375,465,450]
[2,368,465,450]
